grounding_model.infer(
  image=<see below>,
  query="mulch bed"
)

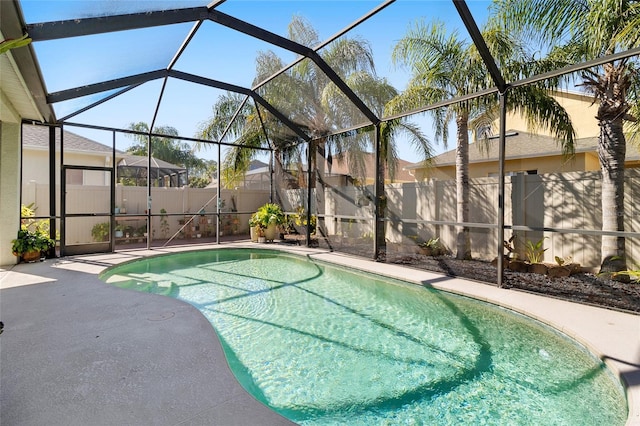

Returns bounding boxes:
[386,253,640,314]
[278,236,640,314]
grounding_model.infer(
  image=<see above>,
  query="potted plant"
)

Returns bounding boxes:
[11,229,55,263]
[255,203,285,242]
[418,237,447,256]
[115,224,126,238]
[91,222,110,242]
[249,212,261,242]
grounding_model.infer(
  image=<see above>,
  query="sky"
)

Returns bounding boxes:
[18,0,493,162]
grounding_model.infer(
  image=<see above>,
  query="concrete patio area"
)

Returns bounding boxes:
[1,242,638,425]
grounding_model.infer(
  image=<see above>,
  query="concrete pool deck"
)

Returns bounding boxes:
[1,242,638,425]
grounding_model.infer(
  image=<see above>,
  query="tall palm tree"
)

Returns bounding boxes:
[492,0,640,274]
[199,15,433,213]
[390,20,575,260]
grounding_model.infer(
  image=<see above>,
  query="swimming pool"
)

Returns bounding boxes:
[101,248,627,425]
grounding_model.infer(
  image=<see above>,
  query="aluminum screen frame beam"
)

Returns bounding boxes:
[453,0,507,93]
[168,70,310,142]
[47,69,167,103]
[206,9,380,126]
[26,7,211,41]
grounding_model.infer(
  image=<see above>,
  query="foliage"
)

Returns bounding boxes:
[420,237,441,249]
[0,34,31,55]
[290,205,316,235]
[91,222,110,242]
[20,203,51,235]
[610,268,640,283]
[125,122,213,186]
[524,237,547,264]
[197,15,432,187]
[11,229,54,256]
[419,237,447,256]
[249,212,260,228]
[490,0,639,273]
[254,203,286,229]
[554,255,573,266]
[391,18,576,261]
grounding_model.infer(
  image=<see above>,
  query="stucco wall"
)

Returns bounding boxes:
[0,122,21,265]
[414,152,599,181]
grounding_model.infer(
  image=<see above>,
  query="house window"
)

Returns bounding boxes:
[488,170,537,178]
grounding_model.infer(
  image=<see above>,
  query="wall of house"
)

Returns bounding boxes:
[503,92,600,139]
[414,153,602,181]
[0,122,22,265]
[23,148,111,186]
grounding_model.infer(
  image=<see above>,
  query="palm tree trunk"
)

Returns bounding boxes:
[598,117,627,273]
[456,112,472,260]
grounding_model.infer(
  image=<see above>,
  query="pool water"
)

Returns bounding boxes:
[101,249,627,425]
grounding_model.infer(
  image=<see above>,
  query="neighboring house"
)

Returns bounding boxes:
[407,90,639,180]
[22,124,115,186]
[327,152,415,185]
[227,153,414,189]
[408,131,640,181]
[22,125,187,187]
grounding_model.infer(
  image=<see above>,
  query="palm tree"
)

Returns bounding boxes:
[127,122,208,187]
[491,0,640,274]
[199,15,433,215]
[390,20,575,260]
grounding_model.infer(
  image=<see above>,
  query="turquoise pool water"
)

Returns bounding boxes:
[101,249,627,425]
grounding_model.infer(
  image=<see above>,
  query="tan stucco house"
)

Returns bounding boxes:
[407,90,640,180]
[22,124,114,186]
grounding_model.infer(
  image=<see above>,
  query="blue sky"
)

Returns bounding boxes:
[19,0,492,161]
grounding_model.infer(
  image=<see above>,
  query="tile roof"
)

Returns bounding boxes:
[406,130,603,169]
[328,151,415,182]
[21,124,116,154]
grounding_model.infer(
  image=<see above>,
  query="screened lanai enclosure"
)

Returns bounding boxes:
[3,0,639,285]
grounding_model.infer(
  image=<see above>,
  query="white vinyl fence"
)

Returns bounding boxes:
[22,168,640,269]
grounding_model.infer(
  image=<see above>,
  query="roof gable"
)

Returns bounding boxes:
[22,124,116,154]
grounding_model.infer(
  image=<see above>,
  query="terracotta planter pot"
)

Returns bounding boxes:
[547,265,572,278]
[528,263,548,275]
[21,250,41,263]
[508,259,529,273]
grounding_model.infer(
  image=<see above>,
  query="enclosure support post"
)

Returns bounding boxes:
[269,148,274,203]
[374,123,384,261]
[146,133,152,250]
[111,130,117,253]
[306,141,313,247]
[60,127,66,257]
[497,90,508,287]
[216,142,221,245]
[48,125,57,257]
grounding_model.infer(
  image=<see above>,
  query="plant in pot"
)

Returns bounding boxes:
[418,237,447,256]
[256,203,285,242]
[11,229,55,262]
[114,224,126,238]
[91,222,110,242]
[249,212,262,242]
